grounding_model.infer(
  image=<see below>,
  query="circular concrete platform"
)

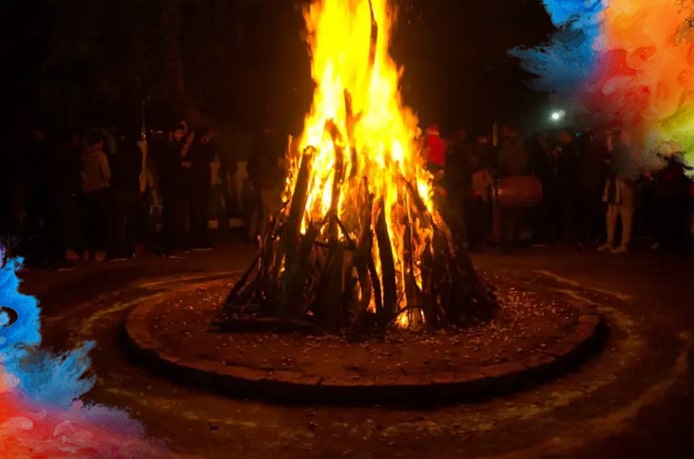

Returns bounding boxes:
[123,276,606,405]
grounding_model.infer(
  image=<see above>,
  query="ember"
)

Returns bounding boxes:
[221,0,496,335]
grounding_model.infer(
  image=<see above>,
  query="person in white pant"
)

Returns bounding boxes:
[598,129,637,254]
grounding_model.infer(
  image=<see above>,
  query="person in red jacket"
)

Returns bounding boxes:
[423,125,446,172]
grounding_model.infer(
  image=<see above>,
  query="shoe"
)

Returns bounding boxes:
[165,251,189,259]
[611,245,629,254]
[597,243,613,252]
[192,246,212,252]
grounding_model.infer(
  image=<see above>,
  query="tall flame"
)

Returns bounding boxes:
[284,0,437,313]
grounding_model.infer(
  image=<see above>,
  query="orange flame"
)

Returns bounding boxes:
[285,0,439,319]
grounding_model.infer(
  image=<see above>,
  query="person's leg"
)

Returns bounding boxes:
[547,193,562,243]
[614,204,634,252]
[235,161,247,215]
[466,197,481,248]
[84,192,101,260]
[589,192,604,244]
[188,183,201,246]
[190,180,211,248]
[450,191,468,247]
[669,198,689,254]
[54,192,80,264]
[99,189,121,259]
[512,208,523,248]
[108,190,125,259]
[247,187,261,241]
[681,199,693,254]
[598,204,618,251]
[42,194,66,266]
[125,191,140,255]
[74,193,87,258]
[500,207,518,253]
[562,192,577,244]
[160,187,177,254]
[140,189,158,254]
[198,182,212,247]
[180,187,192,252]
[577,192,592,244]
[62,194,81,259]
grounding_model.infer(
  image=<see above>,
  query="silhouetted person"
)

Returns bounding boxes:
[24,127,51,265]
[247,128,286,242]
[497,127,527,253]
[576,130,608,249]
[110,129,144,259]
[45,129,83,268]
[0,129,25,249]
[556,130,580,244]
[651,156,691,254]
[444,128,473,245]
[598,129,637,254]
[152,122,189,258]
[80,130,112,261]
[189,128,215,250]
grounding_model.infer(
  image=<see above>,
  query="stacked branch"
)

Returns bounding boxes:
[216,0,496,336]
[218,125,497,336]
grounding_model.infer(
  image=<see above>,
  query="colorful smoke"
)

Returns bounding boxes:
[511,0,694,175]
[0,251,165,458]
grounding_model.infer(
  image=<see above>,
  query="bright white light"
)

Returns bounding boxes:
[550,110,566,122]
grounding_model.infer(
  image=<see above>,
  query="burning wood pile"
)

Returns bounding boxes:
[219,0,496,336]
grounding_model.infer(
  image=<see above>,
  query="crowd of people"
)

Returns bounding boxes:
[1,117,692,271]
[0,120,288,270]
[427,124,694,255]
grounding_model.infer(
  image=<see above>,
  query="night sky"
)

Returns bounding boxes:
[3,0,554,138]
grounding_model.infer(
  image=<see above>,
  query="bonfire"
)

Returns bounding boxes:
[220,0,496,336]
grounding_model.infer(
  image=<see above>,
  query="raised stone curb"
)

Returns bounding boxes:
[123,282,607,405]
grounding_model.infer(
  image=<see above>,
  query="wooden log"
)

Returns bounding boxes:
[419,238,441,327]
[350,251,373,334]
[431,227,454,318]
[335,217,356,249]
[223,254,261,310]
[278,223,320,320]
[402,191,423,308]
[359,186,383,317]
[285,147,314,258]
[311,238,347,330]
[350,191,376,329]
[374,198,398,323]
[366,252,383,313]
[325,120,345,241]
[399,174,430,217]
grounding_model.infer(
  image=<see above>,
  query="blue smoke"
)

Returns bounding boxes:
[11,343,96,409]
[508,0,606,96]
[0,257,41,360]
[1,255,95,409]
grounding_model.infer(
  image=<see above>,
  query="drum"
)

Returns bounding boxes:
[496,176,543,208]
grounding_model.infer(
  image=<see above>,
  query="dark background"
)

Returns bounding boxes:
[3,0,554,139]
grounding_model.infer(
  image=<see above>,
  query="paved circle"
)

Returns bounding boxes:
[30,250,694,459]
[123,277,605,405]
